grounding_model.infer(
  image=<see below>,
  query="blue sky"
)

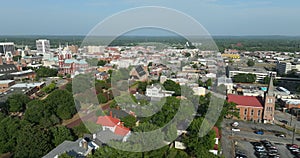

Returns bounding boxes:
[1,0,300,36]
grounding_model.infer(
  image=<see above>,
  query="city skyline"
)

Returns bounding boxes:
[0,0,300,36]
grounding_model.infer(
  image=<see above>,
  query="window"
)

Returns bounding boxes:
[258,110,261,116]
[244,109,247,115]
[251,109,254,115]
[268,98,273,103]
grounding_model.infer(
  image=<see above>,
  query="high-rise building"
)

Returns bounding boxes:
[0,42,15,55]
[36,39,50,55]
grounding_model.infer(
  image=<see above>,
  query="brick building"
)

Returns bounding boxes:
[227,76,275,124]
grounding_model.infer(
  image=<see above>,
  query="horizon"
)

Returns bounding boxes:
[1,0,300,36]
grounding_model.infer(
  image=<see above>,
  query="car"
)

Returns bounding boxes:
[255,151,268,157]
[287,144,299,150]
[252,142,263,146]
[268,149,278,153]
[275,133,286,137]
[280,120,288,124]
[235,153,247,158]
[255,145,265,150]
[255,130,264,135]
[268,146,277,150]
[268,154,280,158]
[232,122,239,127]
[232,128,240,132]
[256,148,266,152]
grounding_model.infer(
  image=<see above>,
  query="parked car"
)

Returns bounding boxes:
[232,128,241,132]
[280,120,288,124]
[256,148,266,152]
[235,153,247,158]
[255,130,264,135]
[232,122,239,127]
[275,133,286,137]
[287,144,299,150]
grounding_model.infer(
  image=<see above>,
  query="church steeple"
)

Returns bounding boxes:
[263,73,276,124]
[266,74,274,96]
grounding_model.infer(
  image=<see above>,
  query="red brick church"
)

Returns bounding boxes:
[227,76,275,124]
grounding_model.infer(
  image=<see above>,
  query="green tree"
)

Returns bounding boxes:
[120,115,136,129]
[138,81,148,93]
[0,117,20,154]
[42,82,56,94]
[72,123,90,138]
[50,126,74,146]
[247,59,255,67]
[97,60,107,66]
[65,82,72,92]
[7,94,30,112]
[15,124,53,158]
[59,153,73,158]
[233,73,256,83]
[34,66,58,78]
[163,80,181,96]
[97,93,108,104]
[45,90,76,120]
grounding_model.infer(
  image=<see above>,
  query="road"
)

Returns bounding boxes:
[275,110,300,130]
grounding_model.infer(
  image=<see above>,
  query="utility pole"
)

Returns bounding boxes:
[292,123,296,145]
[290,112,293,126]
[292,110,298,145]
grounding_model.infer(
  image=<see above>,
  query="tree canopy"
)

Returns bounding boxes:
[233,73,256,83]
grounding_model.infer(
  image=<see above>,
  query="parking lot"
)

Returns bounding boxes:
[221,119,299,158]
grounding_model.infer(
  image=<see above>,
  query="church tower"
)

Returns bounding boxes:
[263,75,275,124]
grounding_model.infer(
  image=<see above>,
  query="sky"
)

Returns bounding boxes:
[0,0,300,36]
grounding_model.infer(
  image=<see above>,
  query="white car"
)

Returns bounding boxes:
[232,128,240,132]
[255,148,265,152]
[231,122,239,127]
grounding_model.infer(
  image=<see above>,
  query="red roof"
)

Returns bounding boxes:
[114,124,130,136]
[213,126,220,139]
[227,94,263,108]
[96,116,120,127]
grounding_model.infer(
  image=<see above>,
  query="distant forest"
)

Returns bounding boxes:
[1,35,300,52]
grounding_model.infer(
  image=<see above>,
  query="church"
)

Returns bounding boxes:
[227,76,275,124]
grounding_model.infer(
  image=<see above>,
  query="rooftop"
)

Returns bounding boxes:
[0,80,14,84]
[227,94,264,108]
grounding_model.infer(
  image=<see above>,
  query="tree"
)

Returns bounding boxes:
[137,81,148,93]
[120,115,136,129]
[59,153,73,158]
[233,73,256,83]
[15,124,53,158]
[0,117,20,154]
[163,80,181,96]
[50,126,74,146]
[183,117,217,158]
[247,59,255,67]
[97,93,108,104]
[166,148,189,158]
[45,90,76,120]
[25,100,61,127]
[35,66,58,78]
[42,82,56,94]
[65,82,72,92]
[72,123,90,138]
[205,78,213,88]
[7,94,30,112]
[97,60,107,66]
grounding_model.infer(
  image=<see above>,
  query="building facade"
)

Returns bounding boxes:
[36,39,50,55]
[227,76,275,124]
